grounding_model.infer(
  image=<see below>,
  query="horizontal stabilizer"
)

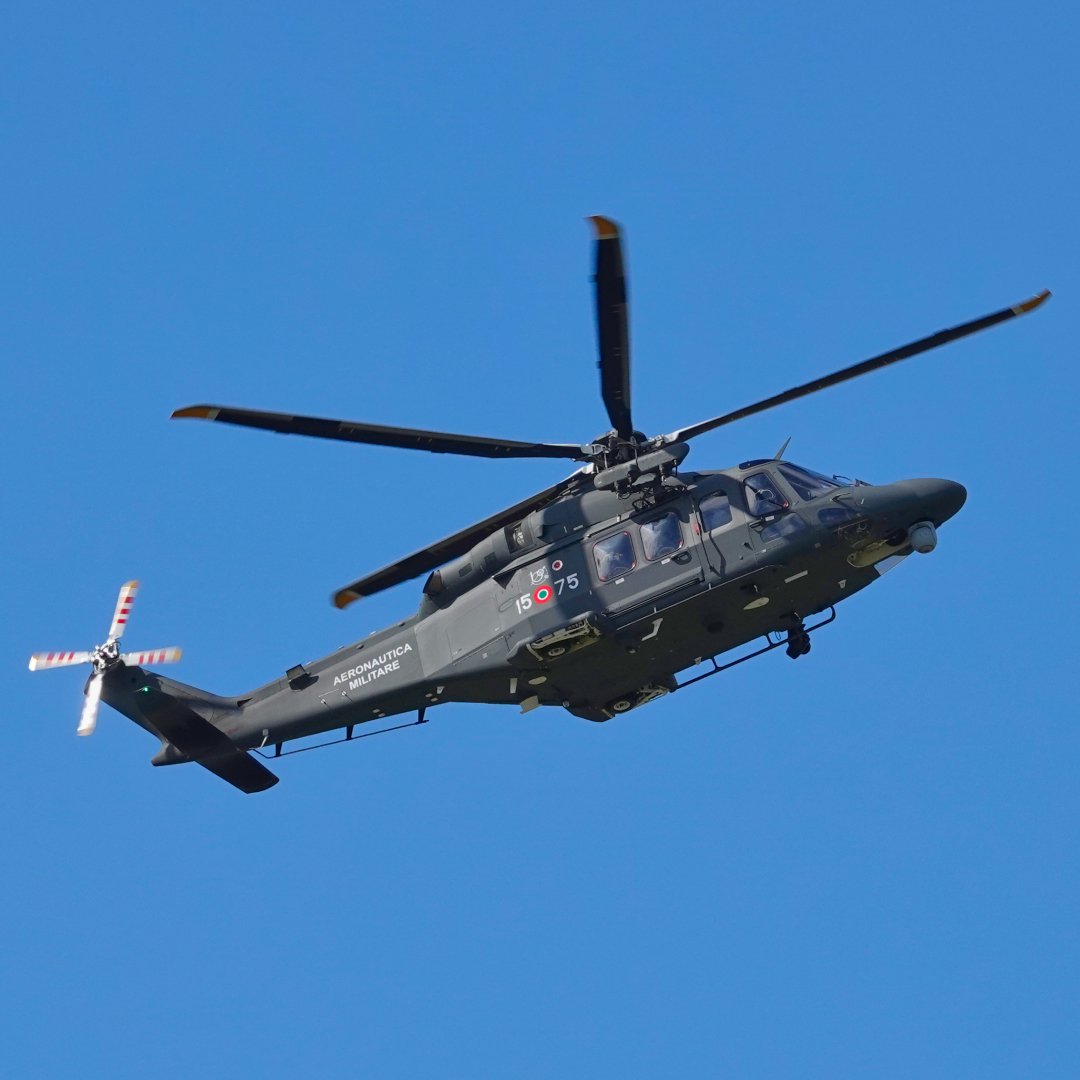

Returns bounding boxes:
[137,688,278,794]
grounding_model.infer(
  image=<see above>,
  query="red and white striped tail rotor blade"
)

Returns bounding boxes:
[120,647,182,667]
[77,674,103,736]
[28,651,92,672]
[108,580,139,641]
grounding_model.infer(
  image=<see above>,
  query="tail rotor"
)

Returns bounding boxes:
[28,580,182,736]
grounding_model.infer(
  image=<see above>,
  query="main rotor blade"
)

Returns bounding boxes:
[589,216,633,439]
[333,471,583,608]
[173,405,589,461]
[666,291,1051,445]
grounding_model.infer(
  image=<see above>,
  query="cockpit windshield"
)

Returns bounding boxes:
[777,463,844,501]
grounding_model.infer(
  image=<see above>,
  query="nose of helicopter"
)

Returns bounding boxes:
[898,478,968,525]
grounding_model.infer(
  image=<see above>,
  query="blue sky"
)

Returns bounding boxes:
[3,3,1077,1076]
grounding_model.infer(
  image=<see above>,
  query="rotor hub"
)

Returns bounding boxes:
[589,429,654,468]
[90,639,121,674]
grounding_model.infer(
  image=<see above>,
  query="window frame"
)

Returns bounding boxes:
[743,471,790,517]
[638,510,685,562]
[697,489,735,533]
[777,463,842,502]
[592,530,638,582]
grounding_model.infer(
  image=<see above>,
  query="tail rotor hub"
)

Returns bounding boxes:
[90,639,121,674]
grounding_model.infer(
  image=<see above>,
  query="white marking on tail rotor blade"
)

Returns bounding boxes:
[121,647,182,667]
[29,650,92,671]
[77,675,103,736]
[108,580,139,640]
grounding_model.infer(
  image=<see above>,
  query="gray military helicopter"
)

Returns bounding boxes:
[30,218,1049,793]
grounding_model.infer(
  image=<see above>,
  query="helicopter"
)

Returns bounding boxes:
[29,217,1049,793]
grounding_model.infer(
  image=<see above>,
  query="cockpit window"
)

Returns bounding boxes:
[818,505,860,527]
[593,531,636,581]
[699,491,733,531]
[760,514,809,543]
[744,472,788,516]
[639,512,683,561]
[778,463,842,501]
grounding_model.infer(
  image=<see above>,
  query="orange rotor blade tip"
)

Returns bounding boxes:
[1013,289,1052,315]
[587,215,620,239]
[171,405,218,420]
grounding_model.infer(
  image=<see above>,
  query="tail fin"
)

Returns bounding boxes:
[102,671,278,794]
[137,686,278,793]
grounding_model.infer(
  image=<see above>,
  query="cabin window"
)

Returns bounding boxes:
[744,472,788,516]
[640,512,683,561]
[698,491,733,531]
[778,463,841,501]
[593,531,636,581]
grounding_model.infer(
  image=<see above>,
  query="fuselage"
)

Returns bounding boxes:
[103,459,966,750]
